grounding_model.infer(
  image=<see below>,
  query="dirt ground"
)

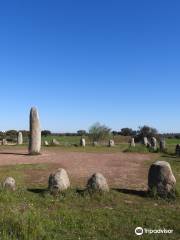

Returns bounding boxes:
[0,147,157,190]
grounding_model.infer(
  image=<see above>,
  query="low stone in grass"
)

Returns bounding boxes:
[147,141,152,148]
[87,173,109,192]
[151,137,157,151]
[130,138,135,147]
[93,141,98,146]
[176,144,180,157]
[51,139,60,145]
[48,168,70,194]
[2,139,7,145]
[148,161,176,197]
[109,139,115,147]
[143,137,148,146]
[80,138,86,147]
[3,177,16,191]
[159,138,166,152]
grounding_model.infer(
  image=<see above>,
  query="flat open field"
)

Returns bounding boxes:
[0,143,179,239]
[0,146,156,189]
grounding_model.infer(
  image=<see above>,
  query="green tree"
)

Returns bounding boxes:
[5,130,17,137]
[77,130,87,136]
[89,122,111,142]
[120,128,134,136]
[138,125,158,139]
[41,130,52,136]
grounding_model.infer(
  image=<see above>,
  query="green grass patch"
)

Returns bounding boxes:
[0,157,179,239]
[124,144,149,153]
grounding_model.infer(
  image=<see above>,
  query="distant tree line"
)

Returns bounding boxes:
[1,125,180,142]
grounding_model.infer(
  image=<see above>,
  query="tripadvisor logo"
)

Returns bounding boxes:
[135,227,173,236]
[135,227,143,236]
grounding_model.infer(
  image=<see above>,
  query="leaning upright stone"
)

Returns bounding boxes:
[151,137,157,151]
[51,138,60,145]
[17,132,23,145]
[159,138,166,152]
[87,173,109,192]
[109,139,115,147]
[80,138,86,147]
[148,161,176,197]
[143,137,148,146]
[44,140,49,146]
[130,138,135,147]
[29,107,41,155]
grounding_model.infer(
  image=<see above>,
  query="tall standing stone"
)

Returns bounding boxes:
[17,132,23,145]
[29,107,41,155]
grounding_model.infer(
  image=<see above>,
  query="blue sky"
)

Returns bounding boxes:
[0,0,180,133]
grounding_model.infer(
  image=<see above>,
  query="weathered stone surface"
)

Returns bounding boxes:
[80,138,86,147]
[44,140,49,146]
[147,141,152,148]
[151,137,157,151]
[29,107,41,155]
[51,139,60,145]
[159,139,166,152]
[130,138,135,147]
[109,139,115,147]
[17,132,23,145]
[93,141,98,146]
[48,168,70,194]
[143,137,148,146]
[148,161,176,197]
[3,177,16,191]
[87,173,109,192]
[176,144,180,156]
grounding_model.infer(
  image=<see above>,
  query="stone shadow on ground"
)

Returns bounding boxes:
[27,188,49,197]
[76,188,87,196]
[0,152,28,156]
[113,188,147,197]
[161,154,176,158]
[27,187,148,198]
[161,154,180,161]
